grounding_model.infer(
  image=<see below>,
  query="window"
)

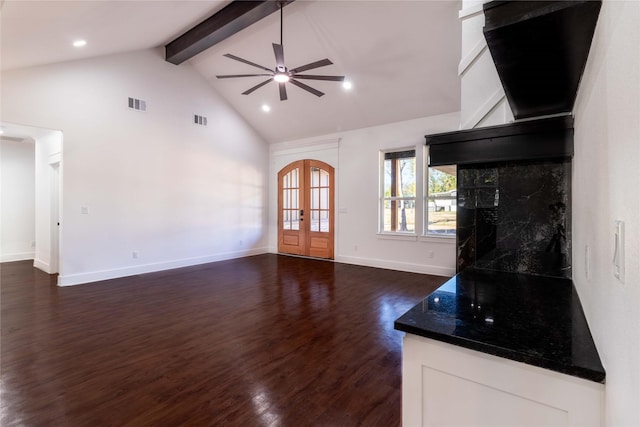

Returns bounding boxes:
[381,150,416,233]
[426,165,457,236]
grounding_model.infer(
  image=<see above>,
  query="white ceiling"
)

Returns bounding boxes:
[1,0,461,143]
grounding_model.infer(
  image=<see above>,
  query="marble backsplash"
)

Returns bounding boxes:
[457,159,572,278]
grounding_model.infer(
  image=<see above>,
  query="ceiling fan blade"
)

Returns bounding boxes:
[289,59,333,74]
[291,74,345,82]
[273,43,285,69]
[289,79,324,97]
[217,74,273,79]
[223,53,273,72]
[242,79,273,95]
[278,82,288,101]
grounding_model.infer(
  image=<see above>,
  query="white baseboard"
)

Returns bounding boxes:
[250,248,454,277]
[1,252,35,262]
[335,254,455,277]
[33,258,52,273]
[57,247,269,286]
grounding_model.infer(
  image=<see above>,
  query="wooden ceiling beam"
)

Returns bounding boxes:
[165,0,295,65]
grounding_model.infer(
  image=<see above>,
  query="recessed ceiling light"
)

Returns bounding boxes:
[0,129,4,135]
[261,104,271,113]
[342,81,353,90]
[73,40,87,48]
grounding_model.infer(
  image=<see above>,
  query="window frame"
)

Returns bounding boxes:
[424,147,457,239]
[379,148,418,235]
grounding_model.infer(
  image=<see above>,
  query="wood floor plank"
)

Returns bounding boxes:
[1,254,447,426]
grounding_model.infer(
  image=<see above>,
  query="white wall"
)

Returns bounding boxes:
[1,48,270,285]
[269,113,460,277]
[572,1,640,425]
[459,0,513,129]
[0,138,35,261]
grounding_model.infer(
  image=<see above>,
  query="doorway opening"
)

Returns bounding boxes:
[0,122,62,275]
[278,159,334,259]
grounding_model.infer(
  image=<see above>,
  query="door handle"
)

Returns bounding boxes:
[300,209,304,221]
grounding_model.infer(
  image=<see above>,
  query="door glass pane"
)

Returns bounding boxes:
[283,210,290,229]
[284,172,290,189]
[311,188,319,209]
[291,210,299,231]
[320,169,329,186]
[320,210,329,232]
[292,168,298,188]
[292,188,298,209]
[320,188,329,209]
[284,189,290,208]
[311,210,319,232]
[311,167,319,186]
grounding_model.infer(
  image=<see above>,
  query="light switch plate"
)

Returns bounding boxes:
[613,220,624,283]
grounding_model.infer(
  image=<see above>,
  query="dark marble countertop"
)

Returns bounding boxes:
[394,269,605,383]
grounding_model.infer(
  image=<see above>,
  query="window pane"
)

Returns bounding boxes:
[383,159,392,196]
[427,165,457,235]
[291,168,298,188]
[398,157,416,197]
[311,188,319,209]
[291,210,299,231]
[291,188,298,209]
[284,172,290,189]
[381,149,416,233]
[397,200,415,232]
[283,210,291,230]
[382,200,393,232]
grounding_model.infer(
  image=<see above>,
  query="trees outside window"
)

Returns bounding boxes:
[427,165,457,236]
[381,150,416,233]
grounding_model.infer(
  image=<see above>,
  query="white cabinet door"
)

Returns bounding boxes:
[402,334,604,427]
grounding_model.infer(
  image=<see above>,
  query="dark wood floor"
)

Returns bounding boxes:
[1,254,446,426]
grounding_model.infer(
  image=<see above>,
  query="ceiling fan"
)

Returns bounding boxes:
[216,1,345,101]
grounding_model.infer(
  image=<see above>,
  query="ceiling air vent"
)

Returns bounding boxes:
[194,115,208,126]
[128,97,147,112]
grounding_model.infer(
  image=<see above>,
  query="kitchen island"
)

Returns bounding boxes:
[394,269,605,426]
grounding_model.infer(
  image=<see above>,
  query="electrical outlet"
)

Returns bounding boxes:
[132,251,139,259]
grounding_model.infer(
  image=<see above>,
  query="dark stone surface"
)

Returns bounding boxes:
[457,159,571,278]
[394,269,605,383]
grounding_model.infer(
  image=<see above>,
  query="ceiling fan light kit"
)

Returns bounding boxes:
[216,1,344,101]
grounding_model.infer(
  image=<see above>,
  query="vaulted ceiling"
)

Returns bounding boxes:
[1,0,461,143]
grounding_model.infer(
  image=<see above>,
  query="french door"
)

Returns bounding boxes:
[278,159,335,259]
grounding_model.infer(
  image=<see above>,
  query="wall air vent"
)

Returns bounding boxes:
[128,97,147,112]
[194,115,208,126]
